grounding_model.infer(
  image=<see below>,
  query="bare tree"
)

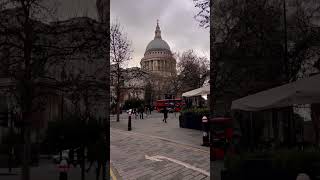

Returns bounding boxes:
[96,0,109,23]
[177,50,209,93]
[165,74,183,98]
[0,2,109,179]
[0,1,59,179]
[193,0,210,29]
[110,21,132,122]
[194,0,320,113]
[56,17,109,180]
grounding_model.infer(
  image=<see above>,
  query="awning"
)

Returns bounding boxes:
[231,74,320,111]
[182,85,210,97]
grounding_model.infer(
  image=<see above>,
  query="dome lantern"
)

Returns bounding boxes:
[145,19,171,53]
[155,19,161,39]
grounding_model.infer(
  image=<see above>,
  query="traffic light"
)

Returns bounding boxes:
[0,112,8,127]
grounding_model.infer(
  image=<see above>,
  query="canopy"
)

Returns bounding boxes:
[182,85,210,97]
[231,74,320,111]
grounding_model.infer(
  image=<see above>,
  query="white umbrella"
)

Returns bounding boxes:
[231,74,320,111]
[182,85,210,97]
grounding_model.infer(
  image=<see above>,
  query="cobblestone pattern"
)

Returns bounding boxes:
[111,128,210,180]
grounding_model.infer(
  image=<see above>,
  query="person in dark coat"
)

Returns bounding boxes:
[163,107,168,123]
[139,106,144,119]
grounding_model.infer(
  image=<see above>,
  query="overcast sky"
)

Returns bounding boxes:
[111,0,209,67]
[48,0,209,67]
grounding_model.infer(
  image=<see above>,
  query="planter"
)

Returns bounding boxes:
[221,169,232,180]
[179,115,185,128]
[179,113,201,130]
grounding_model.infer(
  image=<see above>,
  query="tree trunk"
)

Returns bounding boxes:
[209,0,217,118]
[311,103,320,146]
[81,144,85,180]
[116,62,121,122]
[116,88,120,122]
[21,114,31,180]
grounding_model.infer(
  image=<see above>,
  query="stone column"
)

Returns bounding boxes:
[161,61,164,71]
[156,60,159,71]
[152,60,154,71]
[164,60,168,72]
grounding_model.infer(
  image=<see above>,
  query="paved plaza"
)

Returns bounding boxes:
[110,111,216,180]
[111,128,210,180]
[110,111,208,150]
[0,159,98,180]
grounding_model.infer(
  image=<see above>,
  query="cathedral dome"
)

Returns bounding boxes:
[145,20,171,53]
[145,38,170,52]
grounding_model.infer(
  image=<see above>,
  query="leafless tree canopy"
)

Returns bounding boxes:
[193,0,210,28]
[0,1,109,179]
[177,50,209,92]
[110,21,132,121]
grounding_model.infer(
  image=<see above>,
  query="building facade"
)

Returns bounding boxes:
[140,21,177,100]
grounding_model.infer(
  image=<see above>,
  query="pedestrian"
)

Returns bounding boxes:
[68,148,74,167]
[139,106,144,119]
[134,108,138,119]
[163,107,168,123]
[149,105,152,114]
[86,134,107,180]
[145,106,148,115]
[96,134,108,180]
[58,158,70,180]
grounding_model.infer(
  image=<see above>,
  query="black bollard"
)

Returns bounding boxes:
[128,115,132,131]
[8,149,12,173]
[59,172,68,180]
[202,116,210,146]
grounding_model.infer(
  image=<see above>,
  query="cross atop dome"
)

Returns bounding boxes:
[155,19,161,39]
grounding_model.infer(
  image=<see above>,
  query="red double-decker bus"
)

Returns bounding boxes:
[155,99,185,112]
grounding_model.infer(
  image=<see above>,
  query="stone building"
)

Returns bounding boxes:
[140,21,177,100]
[0,8,108,143]
[110,65,149,107]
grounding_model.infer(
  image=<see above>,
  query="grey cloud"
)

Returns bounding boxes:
[52,0,209,67]
[111,0,209,67]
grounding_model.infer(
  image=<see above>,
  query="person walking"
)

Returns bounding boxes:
[86,134,107,180]
[145,106,148,115]
[133,108,138,119]
[163,107,168,123]
[58,158,70,180]
[149,105,152,114]
[139,106,144,119]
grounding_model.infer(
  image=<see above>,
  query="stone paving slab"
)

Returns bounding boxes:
[0,159,98,180]
[110,128,210,180]
[110,112,209,151]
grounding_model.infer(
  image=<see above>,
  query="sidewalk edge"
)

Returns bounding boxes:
[110,162,122,180]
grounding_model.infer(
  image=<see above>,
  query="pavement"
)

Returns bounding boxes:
[110,111,208,150]
[110,111,215,180]
[0,111,224,180]
[0,159,98,180]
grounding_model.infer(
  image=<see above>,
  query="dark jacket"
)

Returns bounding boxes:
[163,109,168,118]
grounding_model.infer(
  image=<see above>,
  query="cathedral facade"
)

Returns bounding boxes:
[140,21,177,100]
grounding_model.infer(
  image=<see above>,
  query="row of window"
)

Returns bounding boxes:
[142,63,175,71]
[147,51,169,55]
